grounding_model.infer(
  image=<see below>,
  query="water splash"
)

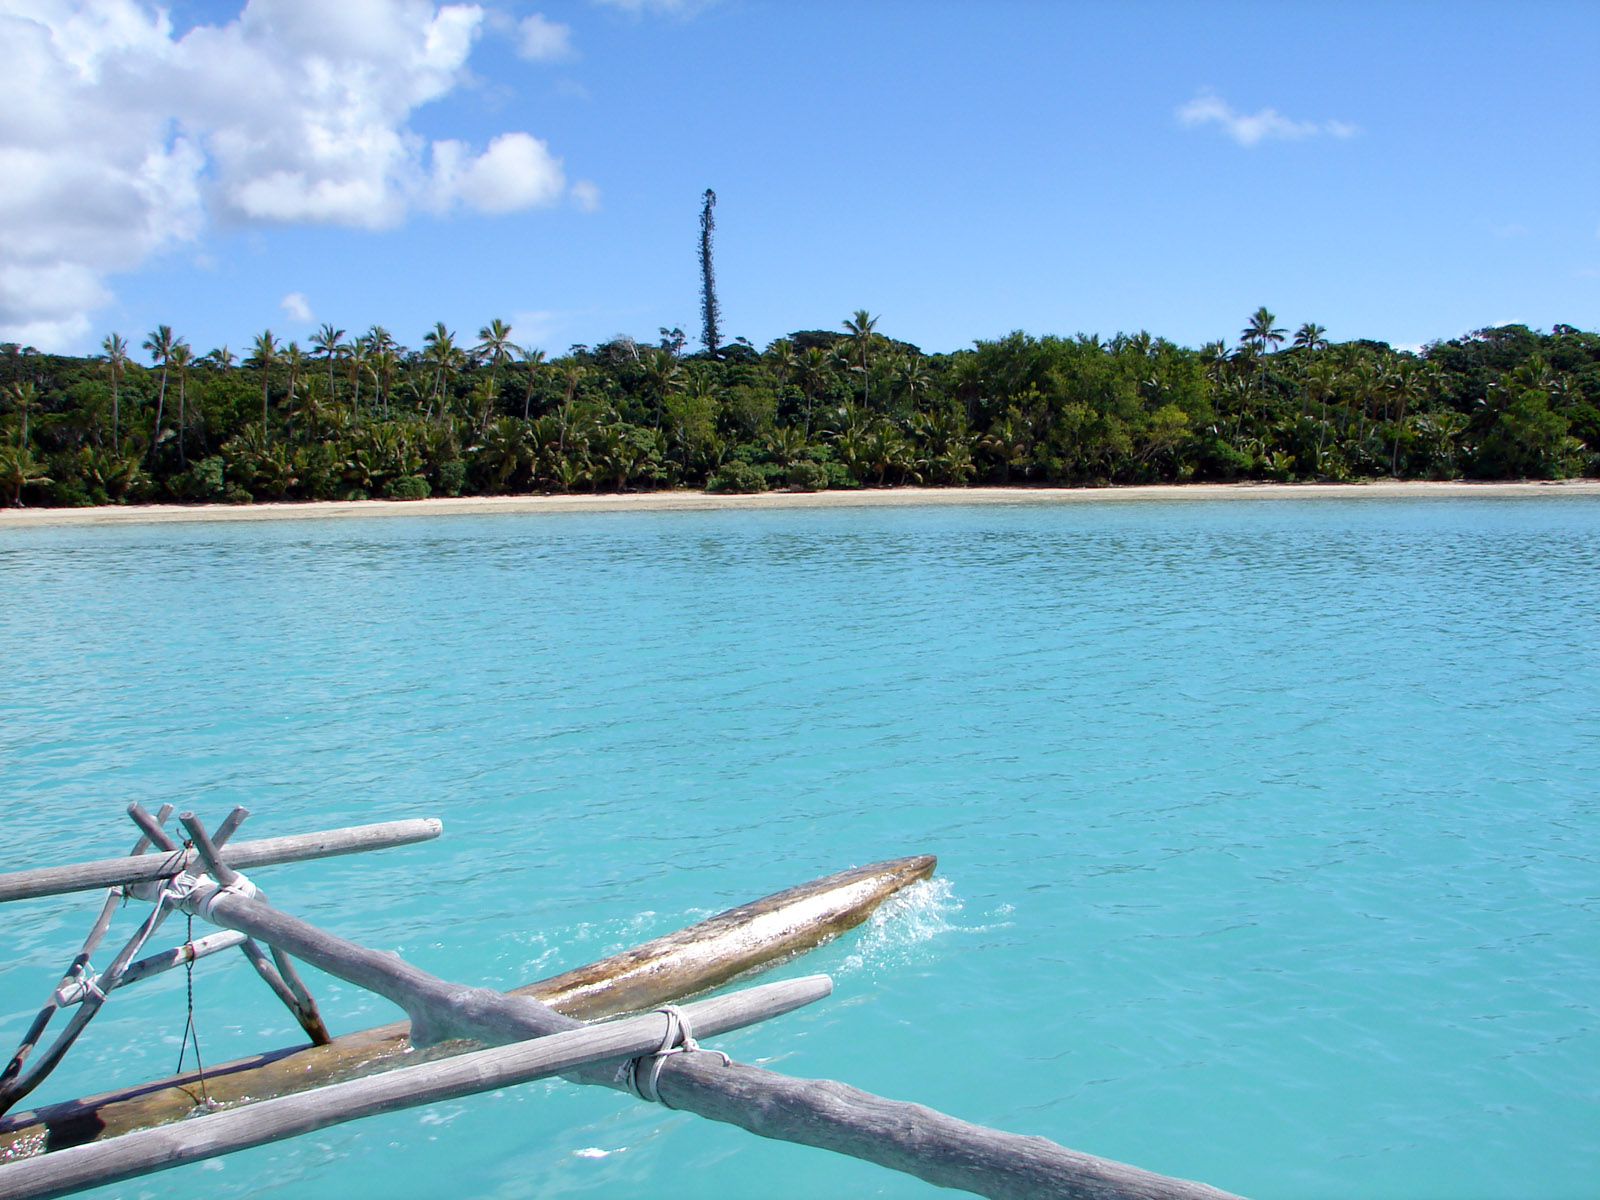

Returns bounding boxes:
[839,877,1008,974]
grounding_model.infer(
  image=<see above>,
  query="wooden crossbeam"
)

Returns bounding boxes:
[0,818,442,904]
[0,977,832,1200]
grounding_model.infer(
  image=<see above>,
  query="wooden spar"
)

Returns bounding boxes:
[0,855,935,1156]
[0,818,443,905]
[126,877,1241,1199]
[657,1067,1242,1200]
[0,977,833,1200]
[0,809,176,1110]
[0,809,264,1120]
[52,932,248,1004]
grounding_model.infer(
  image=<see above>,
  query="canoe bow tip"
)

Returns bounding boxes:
[892,853,937,881]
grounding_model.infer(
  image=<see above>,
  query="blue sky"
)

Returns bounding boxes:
[3,0,1597,358]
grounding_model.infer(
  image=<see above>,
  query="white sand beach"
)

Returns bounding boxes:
[2,480,1597,528]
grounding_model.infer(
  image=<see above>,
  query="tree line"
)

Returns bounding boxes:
[1,308,1595,507]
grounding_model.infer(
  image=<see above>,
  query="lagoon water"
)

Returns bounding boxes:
[2,495,1596,1200]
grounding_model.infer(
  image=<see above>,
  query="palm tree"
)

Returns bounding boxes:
[0,441,51,506]
[142,325,178,465]
[247,331,279,440]
[766,337,797,386]
[347,334,370,424]
[476,319,515,396]
[1292,322,1328,353]
[643,346,683,429]
[893,353,930,413]
[370,347,398,419]
[1241,307,1286,356]
[311,324,347,405]
[479,417,528,491]
[282,342,306,439]
[1387,360,1426,477]
[8,381,39,443]
[422,323,458,419]
[843,310,879,409]
[558,362,587,454]
[1302,361,1338,473]
[169,341,193,465]
[798,346,828,437]
[101,333,128,451]
[518,346,546,420]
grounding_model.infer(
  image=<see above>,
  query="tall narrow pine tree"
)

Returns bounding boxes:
[699,189,720,356]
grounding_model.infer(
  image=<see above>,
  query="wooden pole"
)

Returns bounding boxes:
[210,806,249,849]
[1,855,935,1156]
[176,812,238,886]
[0,807,177,1097]
[52,933,248,1004]
[124,804,178,854]
[0,818,443,904]
[177,810,332,1045]
[173,884,1245,1199]
[236,940,332,1045]
[0,900,179,1114]
[0,977,833,1200]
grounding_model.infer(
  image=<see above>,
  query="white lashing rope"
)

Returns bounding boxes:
[158,869,258,921]
[623,1004,730,1106]
[50,871,254,1006]
[193,872,257,921]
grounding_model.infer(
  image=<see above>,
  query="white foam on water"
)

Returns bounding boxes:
[838,877,1011,975]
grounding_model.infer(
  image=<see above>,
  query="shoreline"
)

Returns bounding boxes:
[2,479,1597,528]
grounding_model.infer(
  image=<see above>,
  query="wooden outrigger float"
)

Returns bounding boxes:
[0,806,1244,1200]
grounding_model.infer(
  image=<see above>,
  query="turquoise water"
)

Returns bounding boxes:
[1,495,1596,1200]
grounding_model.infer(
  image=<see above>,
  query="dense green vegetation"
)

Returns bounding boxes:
[1,310,1595,507]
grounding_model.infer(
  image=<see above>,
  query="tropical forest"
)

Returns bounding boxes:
[1,309,1596,508]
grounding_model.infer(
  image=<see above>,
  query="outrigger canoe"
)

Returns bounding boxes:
[1,854,934,1158]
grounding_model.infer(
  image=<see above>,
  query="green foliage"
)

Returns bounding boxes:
[434,458,467,497]
[5,315,1594,509]
[706,461,769,493]
[178,455,229,501]
[386,474,431,500]
[785,460,829,491]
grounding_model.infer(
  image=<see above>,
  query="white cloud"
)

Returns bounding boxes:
[517,12,573,60]
[430,132,566,213]
[1177,91,1361,147]
[280,291,313,322]
[0,0,573,350]
[570,179,601,212]
[590,0,719,14]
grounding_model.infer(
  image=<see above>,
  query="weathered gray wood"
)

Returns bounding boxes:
[126,804,176,859]
[0,811,178,1108]
[124,804,178,854]
[237,940,332,1045]
[267,946,330,1041]
[0,977,831,1200]
[0,818,443,904]
[53,933,248,1004]
[210,806,249,849]
[176,812,238,886]
[656,1062,1243,1200]
[1,855,934,1156]
[0,901,179,1115]
[532,857,940,1015]
[170,884,1244,1199]
[175,811,332,1046]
